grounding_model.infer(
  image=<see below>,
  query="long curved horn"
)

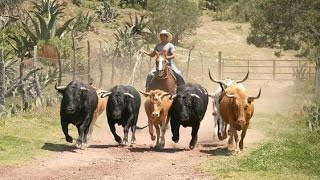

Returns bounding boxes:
[191,94,200,99]
[124,92,134,99]
[236,71,249,83]
[248,88,261,101]
[208,68,223,85]
[55,83,66,91]
[139,90,150,97]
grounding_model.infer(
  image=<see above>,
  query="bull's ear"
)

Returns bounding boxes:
[55,84,66,94]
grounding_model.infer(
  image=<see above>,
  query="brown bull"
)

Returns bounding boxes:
[140,89,172,148]
[219,83,261,153]
[88,87,107,140]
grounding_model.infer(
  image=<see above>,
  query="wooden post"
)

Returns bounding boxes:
[0,48,4,105]
[218,51,222,79]
[20,49,28,111]
[57,50,62,86]
[200,51,203,81]
[72,33,76,81]
[87,40,91,84]
[186,47,194,79]
[33,45,42,98]
[273,60,276,80]
[99,41,104,88]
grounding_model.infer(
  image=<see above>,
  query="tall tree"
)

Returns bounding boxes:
[146,0,201,44]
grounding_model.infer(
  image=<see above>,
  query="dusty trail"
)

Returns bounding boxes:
[0,91,268,180]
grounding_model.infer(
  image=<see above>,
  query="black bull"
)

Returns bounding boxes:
[55,80,98,148]
[169,83,209,150]
[99,85,141,145]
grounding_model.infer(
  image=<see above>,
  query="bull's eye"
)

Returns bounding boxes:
[244,105,248,111]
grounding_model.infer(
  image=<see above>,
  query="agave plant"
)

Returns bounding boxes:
[293,63,307,81]
[125,14,149,36]
[21,0,74,44]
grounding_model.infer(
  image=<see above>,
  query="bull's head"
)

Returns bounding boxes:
[101,90,134,119]
[171,93,200,121]
[140,90,170,118]
[223,86,261,128]
[57,82,89,114]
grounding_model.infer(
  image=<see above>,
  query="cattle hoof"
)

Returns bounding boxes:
[66,136,73,143]
[172,139,179,143]
[189,145,195,150]
[123,140,128,145]
[151,135,156,141]
[160,142,165,148]
[131,140,136,145]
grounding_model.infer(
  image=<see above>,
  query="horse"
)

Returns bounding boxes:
[148,54,176,95]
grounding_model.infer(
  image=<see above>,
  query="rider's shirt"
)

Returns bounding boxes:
[154,42,175,63]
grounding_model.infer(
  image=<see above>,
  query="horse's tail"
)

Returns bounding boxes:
[136,125,148,130]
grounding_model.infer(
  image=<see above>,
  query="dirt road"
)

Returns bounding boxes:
[0,88,272,180]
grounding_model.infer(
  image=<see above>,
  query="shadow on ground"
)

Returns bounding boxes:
[41,142,78,152]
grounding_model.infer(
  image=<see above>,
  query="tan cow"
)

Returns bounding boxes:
[219,83,261,153]
[140,89,172,148]
[87,86,107,140]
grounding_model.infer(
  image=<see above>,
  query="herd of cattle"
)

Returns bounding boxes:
[54,70,261,153]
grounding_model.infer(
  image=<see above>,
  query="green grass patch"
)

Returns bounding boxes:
[204,113,320,179]
[0,106,77,165]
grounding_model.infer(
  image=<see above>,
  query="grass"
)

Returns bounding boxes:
[204,113,320,179]
[0,105,78,165]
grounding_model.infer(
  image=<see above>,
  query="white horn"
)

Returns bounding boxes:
[124,92,134,99]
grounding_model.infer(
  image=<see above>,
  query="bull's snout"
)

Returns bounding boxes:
[180,113,189,121]
[66,107,75,114]
[112,113,121,119]
[237,119,246,126]
[212,109,218,116]
[152,112,160,118]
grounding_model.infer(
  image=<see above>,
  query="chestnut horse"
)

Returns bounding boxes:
[149,54,176,95]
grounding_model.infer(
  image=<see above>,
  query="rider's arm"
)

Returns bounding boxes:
[143,50,156,57]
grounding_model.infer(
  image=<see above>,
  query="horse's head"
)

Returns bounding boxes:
[155,52,168,78]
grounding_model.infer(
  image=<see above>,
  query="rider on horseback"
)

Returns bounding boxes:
[142,30,186,91]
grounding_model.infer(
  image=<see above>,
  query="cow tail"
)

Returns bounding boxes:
[136,125,148,130]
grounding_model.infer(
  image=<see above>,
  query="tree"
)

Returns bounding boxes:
[146,0,201,44]
[247,0,319,52]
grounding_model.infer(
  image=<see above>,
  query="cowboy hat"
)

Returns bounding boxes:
[157,30,173,42]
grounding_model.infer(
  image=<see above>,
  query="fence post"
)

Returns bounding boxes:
[87,41,91,84]
[218,51,222,79]
[33,45,42,98]
[99,41,104,88]
[72,33,76,81]
[186,47,194,79]
[0,48,4,105]
[273,60,276,80]
[58,54,62,86]
[200,52,203,81]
